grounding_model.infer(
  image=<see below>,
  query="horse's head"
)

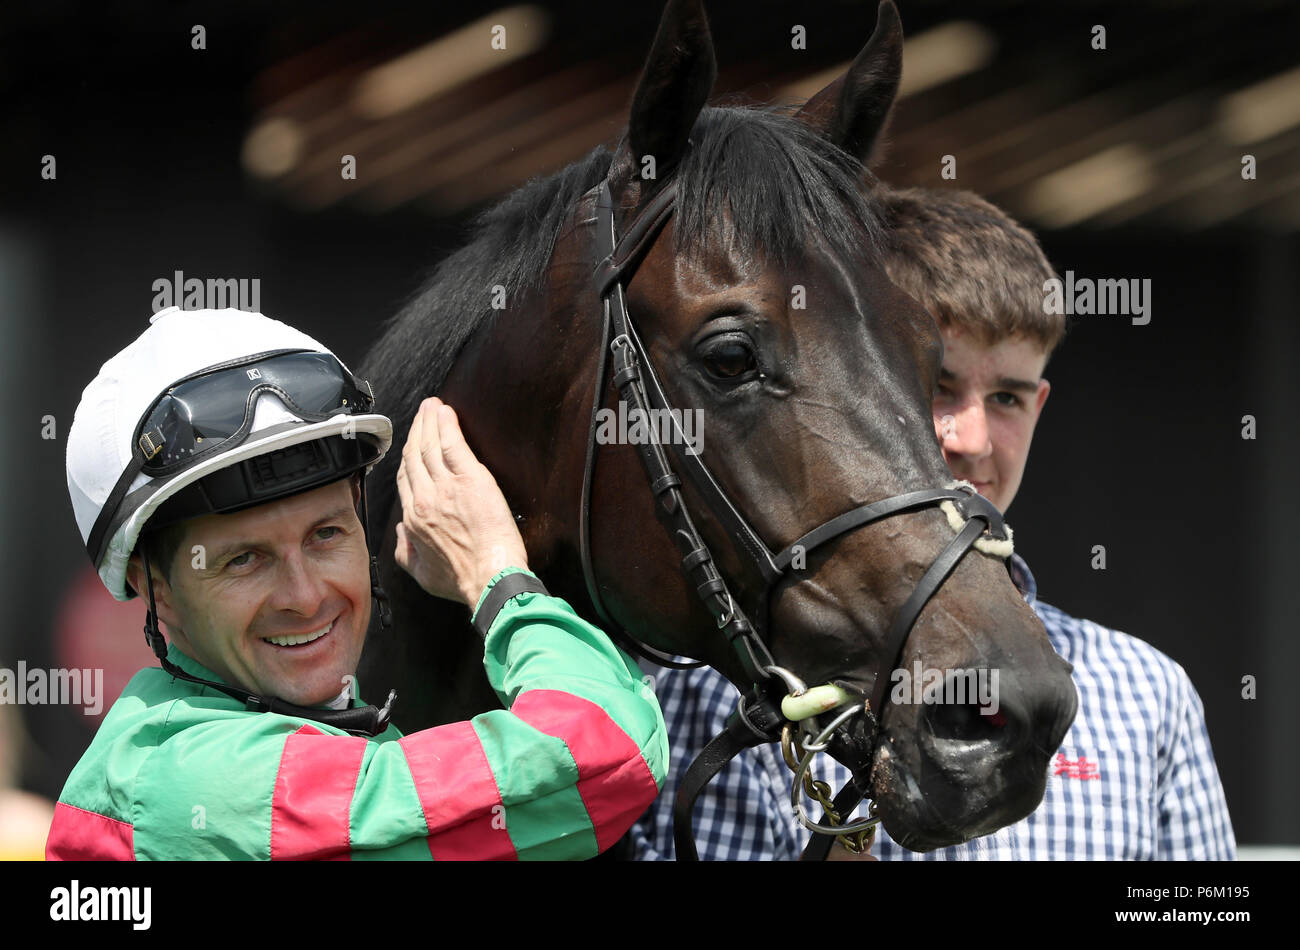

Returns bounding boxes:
[528,0,1075,851]
[393,0,1078,852]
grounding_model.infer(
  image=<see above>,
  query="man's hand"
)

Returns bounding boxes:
[394,396,530,608]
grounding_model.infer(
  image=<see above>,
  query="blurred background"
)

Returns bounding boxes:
[1,0,1297,858]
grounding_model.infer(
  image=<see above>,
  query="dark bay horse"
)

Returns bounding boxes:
[359,0,1077,853]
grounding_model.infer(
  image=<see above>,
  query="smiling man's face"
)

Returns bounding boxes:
[126,476,371,707]
[931,327,1052,514]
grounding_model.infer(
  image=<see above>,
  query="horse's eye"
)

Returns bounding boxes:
[702,341,758,380]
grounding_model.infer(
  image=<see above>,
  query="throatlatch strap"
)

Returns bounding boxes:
[472,572,550,639]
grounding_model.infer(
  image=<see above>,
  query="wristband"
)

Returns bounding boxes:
[471,572,550,639]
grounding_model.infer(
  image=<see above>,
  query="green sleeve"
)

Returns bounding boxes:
[125,568,667,860]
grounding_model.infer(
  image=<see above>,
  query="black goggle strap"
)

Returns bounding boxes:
[139,538,396,737]
[85,446,149,569]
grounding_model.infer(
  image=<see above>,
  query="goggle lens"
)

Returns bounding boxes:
[137,351,372,473]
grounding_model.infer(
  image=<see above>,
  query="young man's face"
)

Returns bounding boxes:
[126,476,372,708]
[931,326,1051,514]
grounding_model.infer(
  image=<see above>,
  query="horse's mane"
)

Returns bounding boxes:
[360,104,884,524]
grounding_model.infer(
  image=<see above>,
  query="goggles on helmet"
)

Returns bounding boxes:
[85,348,379,571]
[135,349,375,476]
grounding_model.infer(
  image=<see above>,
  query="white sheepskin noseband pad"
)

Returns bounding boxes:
[940,480,1014,559]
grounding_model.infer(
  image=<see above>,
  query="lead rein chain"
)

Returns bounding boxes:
[781,725,877,854]
[776,680,880,855]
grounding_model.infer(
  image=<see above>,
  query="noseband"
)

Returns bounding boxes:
[578,177,1013,860]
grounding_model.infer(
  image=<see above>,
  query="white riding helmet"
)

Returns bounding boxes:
[67,307,393,601]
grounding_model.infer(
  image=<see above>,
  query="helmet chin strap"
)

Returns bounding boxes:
[140,476,397,737]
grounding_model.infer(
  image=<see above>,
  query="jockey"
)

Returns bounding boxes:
[50,306,667,860]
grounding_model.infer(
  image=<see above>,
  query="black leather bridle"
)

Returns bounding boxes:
[578,176,1013,860]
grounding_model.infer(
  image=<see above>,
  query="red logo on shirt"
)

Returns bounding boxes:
[1054,753,1100,780]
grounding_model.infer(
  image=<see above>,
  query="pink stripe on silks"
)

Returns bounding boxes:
[271,724,366,860]
[46,802,135,860]
[400,722,516,861]
[511,689,658,854]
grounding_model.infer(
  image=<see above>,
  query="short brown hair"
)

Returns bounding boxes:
[877,186,1066,358]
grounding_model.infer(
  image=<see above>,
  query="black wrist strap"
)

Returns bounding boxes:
[472,572,550,639]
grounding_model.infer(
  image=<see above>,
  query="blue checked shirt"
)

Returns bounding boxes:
[628,554,1236,860]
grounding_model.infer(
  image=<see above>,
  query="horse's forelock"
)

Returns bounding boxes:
[671,105,885,268]
[360,103,889,513]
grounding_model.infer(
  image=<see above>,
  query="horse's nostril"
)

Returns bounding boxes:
[1039,688,1079,753]
[924,701,1009,744]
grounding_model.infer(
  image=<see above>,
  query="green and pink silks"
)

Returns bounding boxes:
[46,568,668,860]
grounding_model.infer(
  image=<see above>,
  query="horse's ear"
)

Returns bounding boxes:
[611,0,716,197]
[793,0,902,167]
